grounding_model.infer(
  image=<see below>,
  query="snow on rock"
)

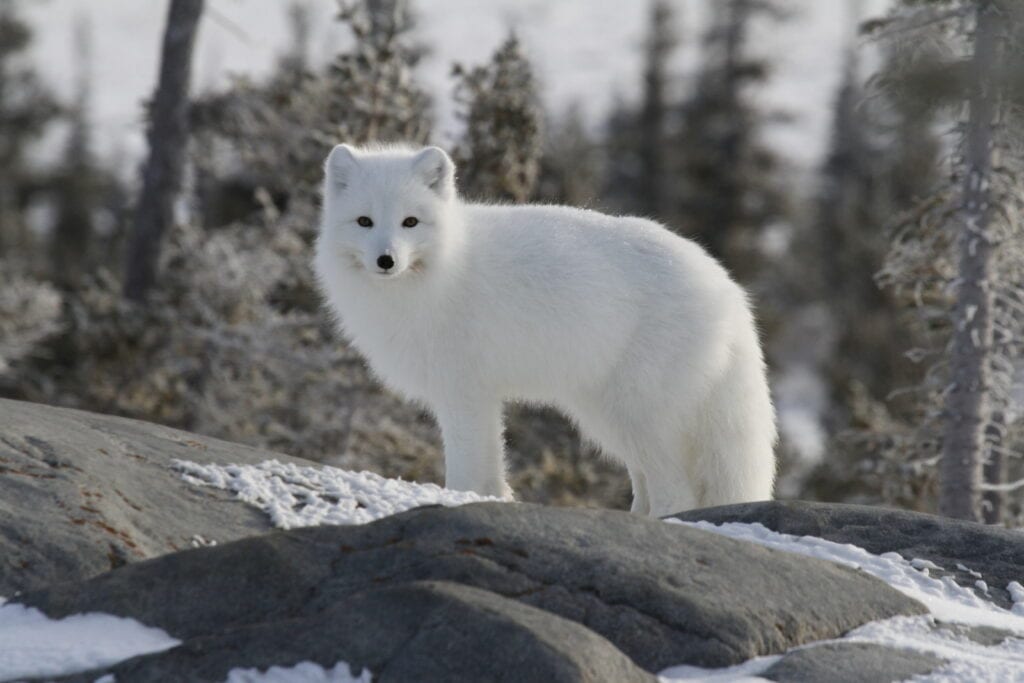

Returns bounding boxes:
[668,519,1024,683]
[958,562,983,579]
[171,459,504,528]
[657,655,780,682]
[842,616,1024,683]
[1009,582,1024,616]
[912,558,944,572]
[671,519,1024,631]
[0,599,179,682]
[224,661,372,683]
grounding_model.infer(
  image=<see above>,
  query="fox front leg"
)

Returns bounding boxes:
[434,397,511,498]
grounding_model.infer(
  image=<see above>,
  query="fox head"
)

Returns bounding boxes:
[318,144,459,280]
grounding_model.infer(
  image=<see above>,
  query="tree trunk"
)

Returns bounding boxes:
[939,0,1000,522]
[982,409,1005,524]
[123,0,203,302]
[51,17,93,289]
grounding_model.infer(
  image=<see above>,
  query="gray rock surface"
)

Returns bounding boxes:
[670,500,1024,609]
[7,401,1013,683]
[763,642,944,683]
[0,398,312,596]
[53,581,654,683]
[20,502,925,676]
[933,622,1018,646]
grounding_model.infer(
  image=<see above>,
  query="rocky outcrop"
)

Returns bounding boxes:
[763,643,944,683]
[51,580,655,683]
[0,398,311,596]
[7,400,1022,682]
[19,501,924,681]
[672,500,1024,609]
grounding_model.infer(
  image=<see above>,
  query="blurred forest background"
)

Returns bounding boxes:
[2,0,1023,524]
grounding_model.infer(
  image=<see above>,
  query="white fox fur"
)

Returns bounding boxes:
[314,144,776,516]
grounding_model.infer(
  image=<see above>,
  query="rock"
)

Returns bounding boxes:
[933,622,1018,646]
[54,581,654,683]
[4,401,987,682]
[0,398,313,596]
[763,643,944,683]
[19,502,925,676]
[670,500,1024,609]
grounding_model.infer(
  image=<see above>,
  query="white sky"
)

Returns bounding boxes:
[23,0,892,174]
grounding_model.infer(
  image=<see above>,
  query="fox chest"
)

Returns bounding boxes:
[344,308,459,398]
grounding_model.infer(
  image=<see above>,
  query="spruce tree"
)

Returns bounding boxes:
[453,34,542,203]
[638,0,676,219]
[0,1,58,255]
[325,0,431,146]
[602,1,680,221]
[816,44,941,428]
[674,0,788,282]
[536,104,603,207]
[190,0,432,213]
[50,18,96,287]
[802,37,943,507]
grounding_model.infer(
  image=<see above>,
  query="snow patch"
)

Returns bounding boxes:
[912,558,943,572]
[224,661,372,683]
[958,563,983,579]
[172,459,504,529]
[842,616,1024,683]
[0,600,180,682]
[1009,582,1024,616]
[658,655,779,682]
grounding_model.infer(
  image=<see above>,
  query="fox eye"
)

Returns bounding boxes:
[402,216,419,228]
[356,216,373,228]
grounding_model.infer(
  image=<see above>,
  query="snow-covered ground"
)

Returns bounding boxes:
[2,459,1021,682]
[24,0,892,170]
[224,662,372,683]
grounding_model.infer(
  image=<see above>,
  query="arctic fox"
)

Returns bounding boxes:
[314,144,776,516]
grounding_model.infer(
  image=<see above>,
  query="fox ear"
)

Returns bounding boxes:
[325,144,358,190]
[412,146,455,200]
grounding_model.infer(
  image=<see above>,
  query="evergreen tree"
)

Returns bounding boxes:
[602,0,680,221]
[802,39,943,507]
[191,0,432,201]
[325,0,431,146]
[0,1,58,255]
[816,46,941,429]
[674,0,788,281]
[536,104,603,207]
[49,18,96,287]
[638,0,677,219]
[601,95,645,214]
[453,34,542,203]
[277,1,312,81]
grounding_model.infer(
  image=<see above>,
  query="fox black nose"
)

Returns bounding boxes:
[377,254,395,271]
